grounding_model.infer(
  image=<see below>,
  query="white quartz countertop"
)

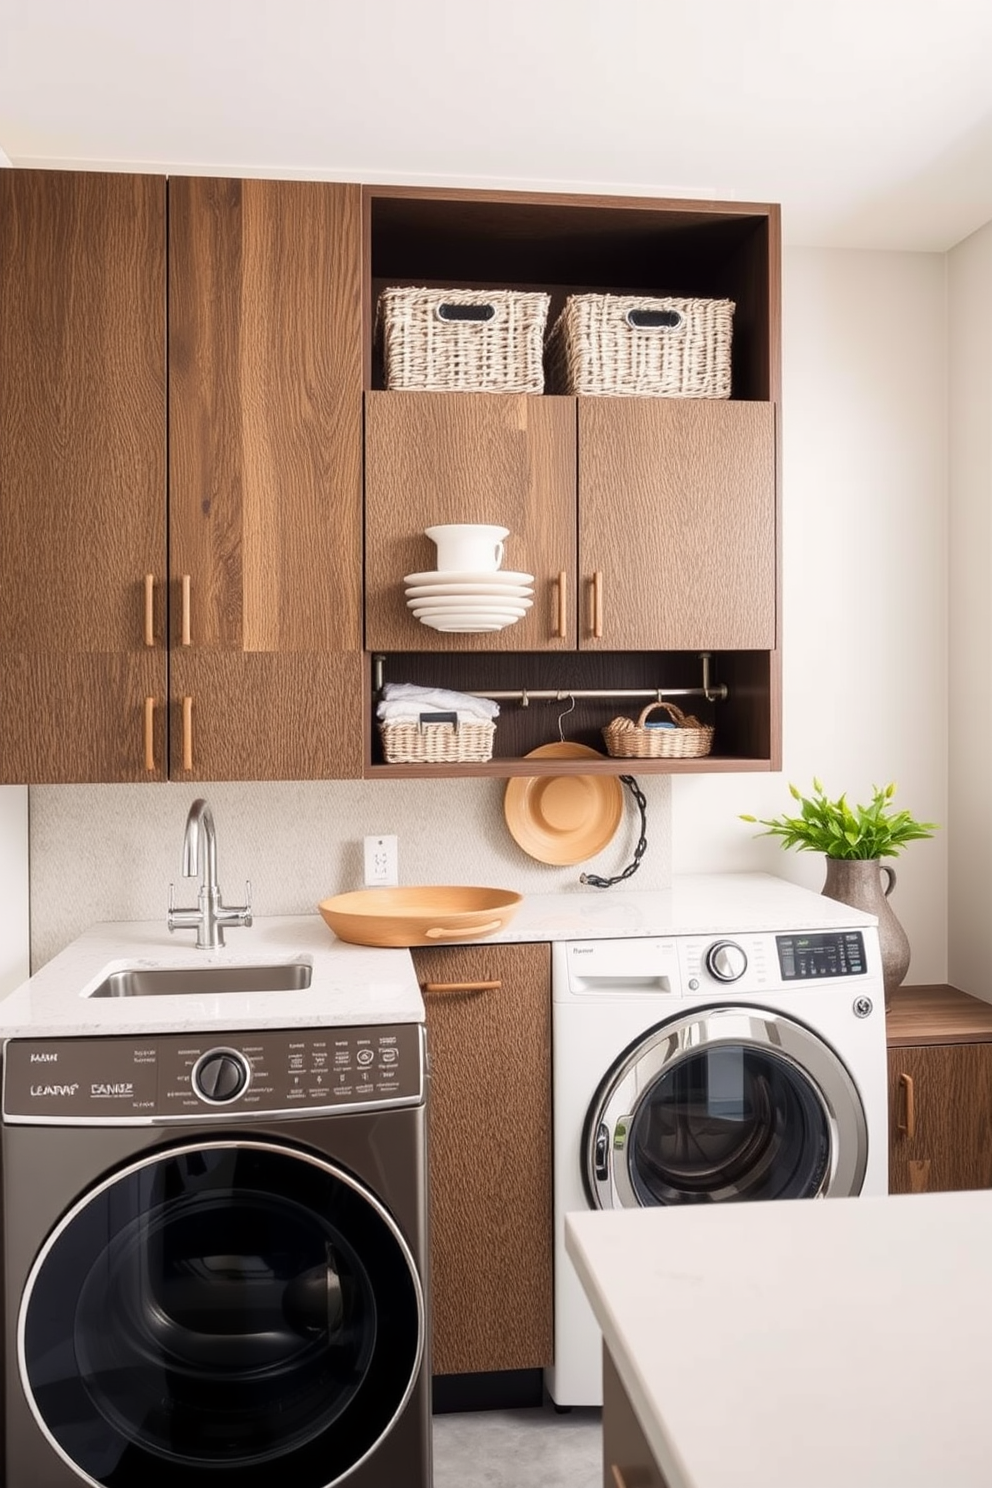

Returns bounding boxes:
[0,916,424,1038]
[566,1194,992,1488]
[489,873,876,943]
[0,875,873,1040]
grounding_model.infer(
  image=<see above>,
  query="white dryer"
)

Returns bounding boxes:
[547,918,888,1407]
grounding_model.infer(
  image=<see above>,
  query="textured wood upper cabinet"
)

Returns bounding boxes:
[0,171,167,783]
[579,399,776,651]
[1,172,365,784]
[169,178,364,780]
[364,391,577,652]
[412,939,553,1376]
[365,392,775,653]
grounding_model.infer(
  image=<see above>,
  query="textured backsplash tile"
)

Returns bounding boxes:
[29,777,672,971]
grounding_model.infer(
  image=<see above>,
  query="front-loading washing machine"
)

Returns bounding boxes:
[2,1021,431,1488]
[547,918,889,1407]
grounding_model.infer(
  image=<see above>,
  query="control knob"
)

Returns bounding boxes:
[706,940,748,982]
[194,1049,250,1104]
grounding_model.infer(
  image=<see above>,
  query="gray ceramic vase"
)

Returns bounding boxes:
[820,857,910,1010]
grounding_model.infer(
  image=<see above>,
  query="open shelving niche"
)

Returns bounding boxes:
[361,185,781,779]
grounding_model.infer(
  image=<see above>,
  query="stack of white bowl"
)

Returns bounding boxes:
[404,524,535,633]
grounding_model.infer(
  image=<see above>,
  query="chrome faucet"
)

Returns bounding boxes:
[167,798,253,949]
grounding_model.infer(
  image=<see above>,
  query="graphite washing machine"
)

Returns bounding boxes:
[547,917,889,1407]
[1,1021,431,1488]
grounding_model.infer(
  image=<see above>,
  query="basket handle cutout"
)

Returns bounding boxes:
[625,307,683,331]
[437,302,496,323]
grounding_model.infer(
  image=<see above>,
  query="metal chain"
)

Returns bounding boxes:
[579,775,648,889]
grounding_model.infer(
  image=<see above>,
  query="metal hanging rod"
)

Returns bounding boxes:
[372,652,727,704]
[467,684,726,707]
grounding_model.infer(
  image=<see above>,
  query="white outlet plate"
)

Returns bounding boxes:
[363,835,398,887]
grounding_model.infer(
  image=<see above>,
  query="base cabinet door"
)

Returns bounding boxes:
[888,1042,992,1194]
[412,940,552,1376]
[603,1348,671,1488]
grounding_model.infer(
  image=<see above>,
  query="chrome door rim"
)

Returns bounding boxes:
[17,1137,426,1488]
[584,1006,868,1209]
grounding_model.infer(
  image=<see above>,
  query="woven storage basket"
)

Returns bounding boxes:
[602,701,714,760]
[376,286,551,393]
[379,717,495,765]
[546,293,734,399]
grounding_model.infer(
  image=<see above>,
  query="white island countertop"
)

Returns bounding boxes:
[0,915,424,1038]
[567,1194,992,1488]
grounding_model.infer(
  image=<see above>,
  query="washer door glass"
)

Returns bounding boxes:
[19,1140,424,1488]
[585,1007,868,1208]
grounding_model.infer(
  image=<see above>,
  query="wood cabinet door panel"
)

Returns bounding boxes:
[578,399,776,650]
[169,651,363,782]
[888,1043,992,1194]
[365,392,576,651]
[0,653,166,784]
[412,940,553,1375]
[0,171,167,782]
[168,178,363,778]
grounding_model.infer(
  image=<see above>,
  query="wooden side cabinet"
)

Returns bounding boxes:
[410,940,553,1377]
[887,986,992,1195]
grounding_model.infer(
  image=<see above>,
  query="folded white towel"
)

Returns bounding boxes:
[377,706,494,727]
[379,682,499,721]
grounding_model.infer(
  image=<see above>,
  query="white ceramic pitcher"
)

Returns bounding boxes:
[425,523,509,572]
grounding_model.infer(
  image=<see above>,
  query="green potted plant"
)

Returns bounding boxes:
[742,779,938,1006]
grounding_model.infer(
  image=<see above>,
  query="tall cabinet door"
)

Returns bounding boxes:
[578,399,777,651]
[413,940,553,1375]
[364,392,576,651]
[168,178,364,780]
[0,171,167,783]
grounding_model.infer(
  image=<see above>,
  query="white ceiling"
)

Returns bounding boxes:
[4,0,992,250]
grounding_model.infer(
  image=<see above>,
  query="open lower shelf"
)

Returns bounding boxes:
[365,648,780,778]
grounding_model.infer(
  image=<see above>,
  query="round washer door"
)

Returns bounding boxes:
[19,1139,425,1488]
[584,1006,868,1208]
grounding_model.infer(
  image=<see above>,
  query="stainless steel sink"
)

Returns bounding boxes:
[88,963,313,998]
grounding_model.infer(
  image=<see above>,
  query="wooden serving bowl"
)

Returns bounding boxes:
[317,886,523,948]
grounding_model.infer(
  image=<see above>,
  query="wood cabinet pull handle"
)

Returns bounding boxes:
[592,570,604,638]
[897,1072,916,1139]
[422,980,502,996]
[143,697,156,772]
[181,574,192,646]
[181,695,193,771]
[143,574,155,647]
[424,920,503,940]
[556,570,568,638]
[610,1468,630,1488]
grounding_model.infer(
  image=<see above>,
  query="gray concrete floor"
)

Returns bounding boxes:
[432,1404,602,1488]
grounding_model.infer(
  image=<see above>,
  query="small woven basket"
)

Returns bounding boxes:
[376,286,551,393]
[602,701,714,760]
[546,293,734,399]
[379,717,495,765]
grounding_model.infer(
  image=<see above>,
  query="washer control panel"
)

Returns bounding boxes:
[2,1023,425,1123]
[776,931,868,980]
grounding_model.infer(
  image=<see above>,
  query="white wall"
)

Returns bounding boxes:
[673,246,949,985]
[947,219,992,997]
[20,246,951,983]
